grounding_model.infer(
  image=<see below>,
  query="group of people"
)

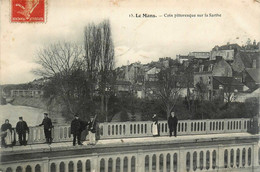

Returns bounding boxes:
[152,111,178,137]
[1,111,177,148]
[1,117,29,147]
[0,112,97,148]
[70,114,97,146]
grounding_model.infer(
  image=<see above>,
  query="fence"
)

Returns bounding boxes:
[10,118,251,145]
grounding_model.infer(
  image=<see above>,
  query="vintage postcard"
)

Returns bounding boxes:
[0,0,260,171]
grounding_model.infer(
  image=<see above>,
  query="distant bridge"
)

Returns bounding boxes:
[1,118,259,172]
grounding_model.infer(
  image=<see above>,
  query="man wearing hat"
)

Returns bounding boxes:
[16,117,29,146]
[87,115,97,145]
[38,113,53,144]
[71,114,83,146]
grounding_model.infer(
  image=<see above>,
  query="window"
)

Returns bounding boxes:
[208,64,213,71]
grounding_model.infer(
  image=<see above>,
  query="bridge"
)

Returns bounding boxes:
[0,118,259,172]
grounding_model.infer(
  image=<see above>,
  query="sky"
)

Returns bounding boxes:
[0,0,260,84]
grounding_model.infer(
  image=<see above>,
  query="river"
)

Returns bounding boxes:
[0,104,45,127]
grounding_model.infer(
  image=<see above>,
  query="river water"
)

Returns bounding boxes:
[0,104,45,127]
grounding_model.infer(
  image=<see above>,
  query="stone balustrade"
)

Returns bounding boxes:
[98,118,251,139]
[10,118,251,145]
[1,138,259,172]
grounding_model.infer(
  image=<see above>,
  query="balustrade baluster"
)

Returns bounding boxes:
[127,156,131,172]
[120,156,124,172]
[149,154,152,172]
[82,159,86,172]
[217,146,224,170]
[253,144,258,169]
[190,151,193,172]
[197,151,199,171]
[73,160,77,172]
[229,149,233,168]
[239,149,242,168]
[156,153,160,172]
[112,157,116,172]
[206,119,210,134]
[126,122,131,137]
[203,150,207,170]
[170,153,173,172]
[103,123,109,138]
[245,148,248,168]
[163,153,167,172]
[209,150,212,170]
[234,148,237,168]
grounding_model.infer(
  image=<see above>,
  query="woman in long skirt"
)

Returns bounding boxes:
[1,119,13,148]
[152,114,159,136]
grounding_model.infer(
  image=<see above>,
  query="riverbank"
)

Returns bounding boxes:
[0,104,45,126]
[11,97,67,124]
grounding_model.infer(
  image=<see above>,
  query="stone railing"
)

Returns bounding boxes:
[10,118,251,145]
[1,132,259,172]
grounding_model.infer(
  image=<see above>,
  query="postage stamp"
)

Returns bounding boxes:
[11,0,45,22]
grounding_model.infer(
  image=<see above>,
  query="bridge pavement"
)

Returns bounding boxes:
[1,132,259,156]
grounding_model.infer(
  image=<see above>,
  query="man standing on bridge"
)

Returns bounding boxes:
[168,111,178,137]
[71,114,83,146]
[16,117,29,146]
[38,113,53,144]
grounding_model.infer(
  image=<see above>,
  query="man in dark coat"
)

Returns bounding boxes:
[1,119,12,148]
[38,113,53,144]
[16,117,29,146]
[71,114,83,146]
[168,111,178,137]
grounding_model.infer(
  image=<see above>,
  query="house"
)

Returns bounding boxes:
[114,80,132,96]
[176,55,194,64]
[212,76,245,102]
[231,51,260,73]
[144,67,160,81]
[210,43,241,61]
[125,62,144,84]
[193,57,233,100]
[236,88,260,102]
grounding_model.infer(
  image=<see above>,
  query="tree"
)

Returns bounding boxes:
[222,85,237,104]
[34,42,86,116]
[84,20,115,121]
[194,81,208,101]
[147,68,183,118]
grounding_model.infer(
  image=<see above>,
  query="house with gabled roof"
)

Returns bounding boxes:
[231,51,260,73]
[193,56,233,100]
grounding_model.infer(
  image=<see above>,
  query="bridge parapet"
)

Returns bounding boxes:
[11,118,252,145]
[1,133,259,172]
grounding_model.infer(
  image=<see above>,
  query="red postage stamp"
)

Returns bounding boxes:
[11,0,46,22]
